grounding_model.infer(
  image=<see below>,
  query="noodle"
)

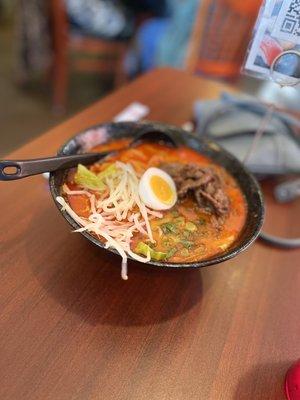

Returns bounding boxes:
[56,162,158,279]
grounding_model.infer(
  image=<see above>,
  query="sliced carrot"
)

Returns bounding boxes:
[67,194,91,218]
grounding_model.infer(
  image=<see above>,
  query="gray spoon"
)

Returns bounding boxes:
[0,131,177,181]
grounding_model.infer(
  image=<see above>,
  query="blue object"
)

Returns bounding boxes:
[137,18,169,70]
[156,0,199,67]
[132,0,199,72]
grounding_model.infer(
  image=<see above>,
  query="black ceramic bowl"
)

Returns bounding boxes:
[49,121,264,269]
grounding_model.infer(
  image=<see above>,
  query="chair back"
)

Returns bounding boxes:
[186,0,262,79]
[50,0,69,51]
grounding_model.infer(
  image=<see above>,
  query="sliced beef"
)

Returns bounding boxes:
[160,163,229,216]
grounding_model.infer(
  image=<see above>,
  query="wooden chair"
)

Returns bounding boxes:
[185,0,262,80]
[50,0,129,113]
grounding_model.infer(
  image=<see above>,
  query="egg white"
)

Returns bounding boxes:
[138,167,177,210]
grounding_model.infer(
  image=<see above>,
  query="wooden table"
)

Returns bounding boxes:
[1,68,299,400]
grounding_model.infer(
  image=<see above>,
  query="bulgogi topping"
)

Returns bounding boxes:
[160,163,230,216]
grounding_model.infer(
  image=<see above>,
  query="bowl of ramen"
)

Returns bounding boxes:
[49,121,264,279]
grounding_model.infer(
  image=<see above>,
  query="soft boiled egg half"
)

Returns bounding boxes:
[138,167,177,210]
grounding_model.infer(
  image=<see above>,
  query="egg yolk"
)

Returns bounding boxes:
[150,175,174,204]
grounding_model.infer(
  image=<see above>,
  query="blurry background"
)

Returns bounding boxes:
[0,0,297,157]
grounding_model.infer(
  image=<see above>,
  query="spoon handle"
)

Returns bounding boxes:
[0,152,109,181]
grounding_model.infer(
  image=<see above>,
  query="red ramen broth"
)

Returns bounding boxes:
[65,139,247,263]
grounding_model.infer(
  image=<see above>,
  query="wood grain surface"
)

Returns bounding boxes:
[0,68,299,400]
